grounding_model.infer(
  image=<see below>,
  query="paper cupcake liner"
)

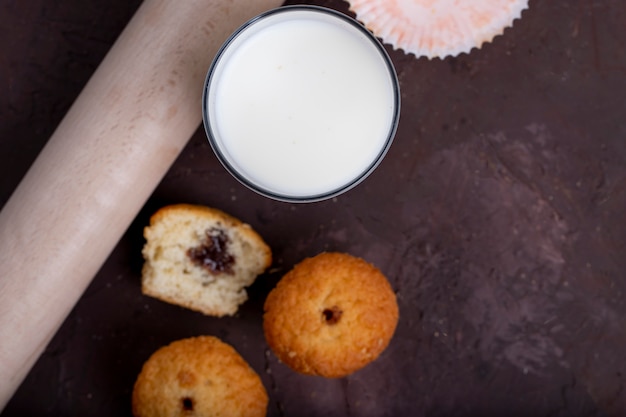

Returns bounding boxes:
[346,0,529,59]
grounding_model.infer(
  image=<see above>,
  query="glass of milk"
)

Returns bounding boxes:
[203,5,400,203]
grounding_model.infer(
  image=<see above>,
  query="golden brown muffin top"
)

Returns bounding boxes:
[132,336,268,417]
[263,252,399,378]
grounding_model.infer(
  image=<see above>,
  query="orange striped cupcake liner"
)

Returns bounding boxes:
[346,0,529,59]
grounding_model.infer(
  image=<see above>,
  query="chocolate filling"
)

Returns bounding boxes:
[322,306,343,325]
[182,397,194,411]
[187,227,235,274]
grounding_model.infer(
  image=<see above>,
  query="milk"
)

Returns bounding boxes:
[204,7,399,201]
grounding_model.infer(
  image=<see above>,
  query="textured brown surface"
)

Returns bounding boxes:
[1,0,626,416]
[132,336,268,417]
[263,252,399,377]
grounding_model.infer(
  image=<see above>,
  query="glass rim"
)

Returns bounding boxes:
[202,5,401,203]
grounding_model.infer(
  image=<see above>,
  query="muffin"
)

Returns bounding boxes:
[263,252,399,377]
[132,336,268,417]
[141,204,272,316]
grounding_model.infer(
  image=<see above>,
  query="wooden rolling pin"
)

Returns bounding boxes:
[0,0,282,408]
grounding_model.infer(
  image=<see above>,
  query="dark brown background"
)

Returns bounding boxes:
[1,0,625,415]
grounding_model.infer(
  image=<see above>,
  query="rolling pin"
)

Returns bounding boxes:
[0,0,282,408]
